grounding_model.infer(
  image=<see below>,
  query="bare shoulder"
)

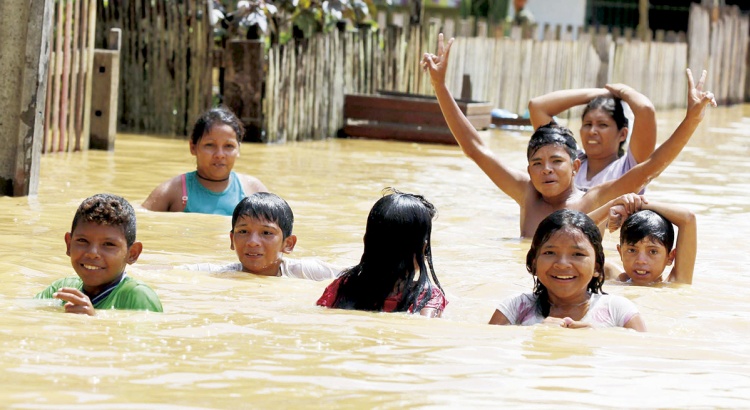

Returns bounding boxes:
[142,174,185,212]
[237,173,268,194]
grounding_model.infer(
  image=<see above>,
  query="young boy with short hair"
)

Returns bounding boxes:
[180,192,341,280]
[422,34,716,237]
[35,194,163,315]
[590,193,696,285]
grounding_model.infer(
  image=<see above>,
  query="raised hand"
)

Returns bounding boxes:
[54,287,95,316]
[607,194,647,232]
[603,83,629,99]
[421,33,454,87]
[686,68,717,122]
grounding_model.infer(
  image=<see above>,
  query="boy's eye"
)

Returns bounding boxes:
[235,229,248,235]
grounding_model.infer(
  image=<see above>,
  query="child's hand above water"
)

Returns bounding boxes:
[685,68,717,123]
[608,194,647,232]
[422,33,454,87]
[54,287,95,316]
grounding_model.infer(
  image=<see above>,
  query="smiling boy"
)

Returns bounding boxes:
[422,34,716,237]
[179,192,340,280]
[35,194,163,315]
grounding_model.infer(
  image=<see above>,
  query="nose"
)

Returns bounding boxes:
[553,255,571,268]
[245,232,262,247]
[634,251,649,264]
[83,244,101,259]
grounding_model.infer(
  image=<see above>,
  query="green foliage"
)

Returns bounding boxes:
[214,0,379,44]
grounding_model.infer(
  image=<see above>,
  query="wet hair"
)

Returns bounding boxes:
[619,210,675,253]
[231,192,294,238]
[71,193,137,247]
[582,96,629,157]
[527,122,578,161]
[526,209,605,317]
[332,188,444,313]
[190,106,245,144]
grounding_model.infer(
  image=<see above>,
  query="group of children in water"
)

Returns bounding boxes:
[35,34,717,332]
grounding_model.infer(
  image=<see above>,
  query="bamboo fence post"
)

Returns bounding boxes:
[68,0,80,150]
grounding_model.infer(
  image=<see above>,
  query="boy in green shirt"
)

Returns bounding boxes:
[35,193,162,314]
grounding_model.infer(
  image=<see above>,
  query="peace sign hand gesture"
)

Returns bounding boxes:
[422,33,455,87]
[685,68,717,122]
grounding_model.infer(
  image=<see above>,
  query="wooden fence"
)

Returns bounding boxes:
[263,21,690,142]
[43,0,97,153]
[688,4,749,106]
[95,0,213,136]
[262,3,749,143]
[78,2,746,143]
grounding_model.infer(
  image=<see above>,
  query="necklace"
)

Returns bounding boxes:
[196,171,230,183]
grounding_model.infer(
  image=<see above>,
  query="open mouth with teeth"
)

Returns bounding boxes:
[82,264,104,270]
[551,275,575,280]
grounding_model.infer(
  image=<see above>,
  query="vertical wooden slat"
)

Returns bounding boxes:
[59,0,73,151]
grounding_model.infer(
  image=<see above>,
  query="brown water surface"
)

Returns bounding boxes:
[2,104,749,408]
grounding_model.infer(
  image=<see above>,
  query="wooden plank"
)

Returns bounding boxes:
[345,94,492,115]
[60,0,72,151]
[343,123,458,145]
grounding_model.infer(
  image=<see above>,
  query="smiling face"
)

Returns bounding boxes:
[230,216,297,276]
[579,108,627,161]
[533,226,599,305]
[65,221,142,296]
[189,124,240,181]
[527,145,580,198]
[618,237,675,285]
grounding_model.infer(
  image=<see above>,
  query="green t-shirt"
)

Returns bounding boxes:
[35,275,163,312]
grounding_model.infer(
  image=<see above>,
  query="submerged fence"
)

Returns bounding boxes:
[262,4,747,142]
[95,0,213,136]
[81,2,746,143]
[43,0,97,153]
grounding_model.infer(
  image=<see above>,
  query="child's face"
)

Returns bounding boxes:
[579,108,627,160]
[617,237,674,285]
[65,221,141,294]
[527,145,579,197]
[189,124,240,180]
[534,227,598,302]
[230,216,296,276]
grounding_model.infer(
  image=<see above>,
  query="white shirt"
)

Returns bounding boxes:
[178,258,341,281]
[496,292,639,328]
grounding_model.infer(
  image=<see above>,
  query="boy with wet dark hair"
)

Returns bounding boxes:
[590,194,695,285]
[422,33,716,237]
[180,192,340,280]
[35,194,163,315]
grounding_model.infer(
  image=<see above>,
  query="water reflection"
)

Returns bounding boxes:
[1,105,749,407]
